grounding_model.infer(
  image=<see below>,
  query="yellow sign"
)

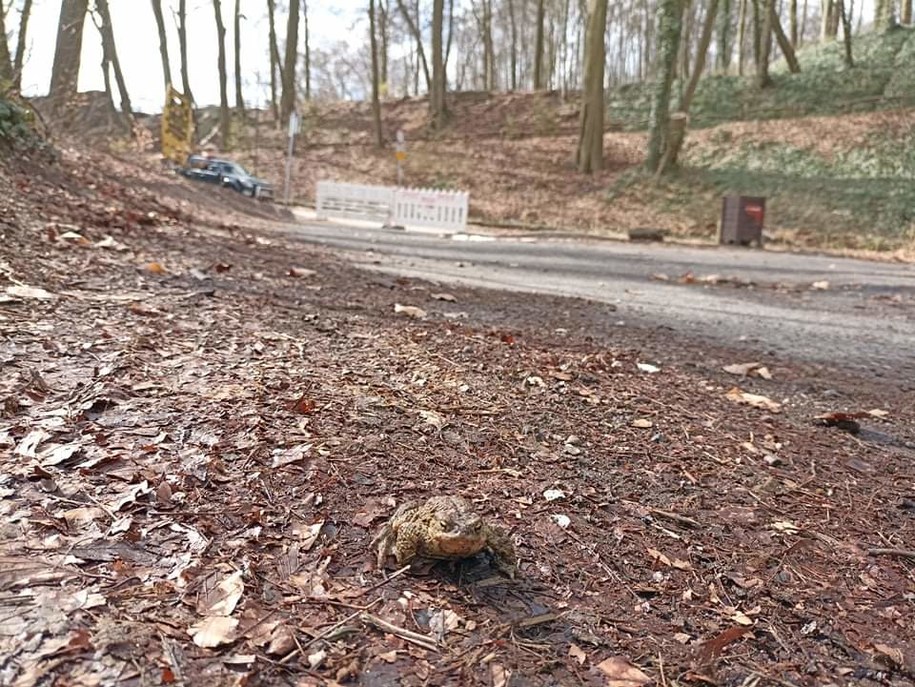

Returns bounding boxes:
[161,85,194,165]
[395,150,407,162]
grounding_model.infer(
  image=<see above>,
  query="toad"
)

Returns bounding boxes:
[372,495,516,577]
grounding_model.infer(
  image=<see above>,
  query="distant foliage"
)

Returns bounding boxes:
[0,97,46,152]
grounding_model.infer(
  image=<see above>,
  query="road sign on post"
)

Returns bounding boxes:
[394,129,406,186]
[284,112,299,204]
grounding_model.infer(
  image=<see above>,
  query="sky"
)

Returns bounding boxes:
[16,0,364,113]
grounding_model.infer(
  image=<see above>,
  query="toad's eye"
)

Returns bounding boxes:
[439,520,450,530]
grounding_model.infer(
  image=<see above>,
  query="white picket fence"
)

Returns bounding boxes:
[315,180,469,232]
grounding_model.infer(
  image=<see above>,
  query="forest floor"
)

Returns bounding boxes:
[2,141,914,686]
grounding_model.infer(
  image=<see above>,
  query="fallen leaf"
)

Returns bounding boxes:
[431,292,457,302]
[62,507,106,526]
[145,262,168,274]
[271,444,312,468]
[636,363,660,374]
[770,520,801,534]
[867,408,889,418]
[95,236,128,251]
[723,362,772,379]
[290,394,317,414]
[543,488,566,502]
[592,656,652,686]
[569,644,587,665]
[872,643,905,669]
[491,663,509,687]
[696,626,751,665]
[210,571,245,616]
[308,649,327,669]
[813,412,863,434]
[811,280,830,290]
[394,303,427,319]
[725,387,782,413]
[429,609,462,636]
[631,418,654,429]
[288,267,317,278]
[551,514,571,529]
[296,521,325,551]
[5,285,57,301]
[267,625,297,656]
[377,650,399,663]
[189,616,239,648]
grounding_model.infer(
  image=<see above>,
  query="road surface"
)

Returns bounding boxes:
[284,221,915,378]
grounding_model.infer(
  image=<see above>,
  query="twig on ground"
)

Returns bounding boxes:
[868,548,915,559]
[358,564,410,598]
[360,612,439,652]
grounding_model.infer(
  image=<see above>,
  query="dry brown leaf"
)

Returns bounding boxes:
[296,521,325,551]
[430,292,457,302]
[199,571,245,617]
[377,650,399,663]
[5,285,57,301]
[145,262,168,274]
[696,626,751,665]
[631,418,654,429]
[725,387,782,413]
[394,303,427,319]
[189,616,240,648]
[592,656,652,686]
[267,624,297,656]
[491,663,509,687]
[569,643,587,665]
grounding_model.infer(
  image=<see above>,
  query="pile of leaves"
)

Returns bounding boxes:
[1,146,914,686]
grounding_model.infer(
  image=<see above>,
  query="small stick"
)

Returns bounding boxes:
[359,564,410,598]
[648,507,701,529]
[360,612,439,652]
[868,548,915,560]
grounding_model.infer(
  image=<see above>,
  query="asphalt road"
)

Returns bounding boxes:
[285,221,915,377]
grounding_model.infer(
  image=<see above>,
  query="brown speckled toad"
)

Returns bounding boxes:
[372,495,516,577]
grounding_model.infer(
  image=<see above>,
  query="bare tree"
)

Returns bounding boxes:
[430,0,446,128]
[902,0,912,24]
[717,0,733,71]
[645,0,682,172]
[534,0,547,88]
[178,0,193,101]
[151,0,171,89]
[838,0,853,66]
[267,0,281,120]
[12,0,33,90]
[234,0,244,112]
[770,2,800,72]
[212,0,231,148]
[0,1,12,84]
[756,0,773,88]
[95,0,134,127]
[576,0,609,173]
[304,0,312,98]
[49,0,89,107]
[395,0,431,91]
[369,0,383,147]
[280,0,300,123]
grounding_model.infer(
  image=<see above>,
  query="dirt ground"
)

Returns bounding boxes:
[1,146,914,687]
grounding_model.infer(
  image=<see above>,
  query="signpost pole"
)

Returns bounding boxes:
[394,129,406,186]
[283,111,299,205]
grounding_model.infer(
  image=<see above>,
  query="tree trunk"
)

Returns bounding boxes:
[378,0,388,87]
[752,0,762,65]
[430,0,446,128]
[902,0,912,23]
[534,0,547,89]
[96,0,133,127]
[789,0,799,44]
[771,2,801,71]
[508,0,518,90]
[645,0,682,172]
[575,0,608,174]
[49,0,89,108]
[303,0,312,99]
[683,0,719,111]
[0,2,11,84]
[396,0,432,92]
[92,9,116,126]
[717,0,732,72]
[178,0,193,102]
[838,0,854,65]
[12,0,33,90]
[821,0,836,39]
[479,0,495,90]
[737,0,748,74]
[234,0,244,112]
[756,0,773,88]
[267,0,280,119]
[369,0,383,147]
[150,0,171,89]
[280,0,300,123]
[212,0,231,148]
[874,0,895,30]
[678,0,693,82]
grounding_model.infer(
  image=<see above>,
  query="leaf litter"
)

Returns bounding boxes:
[0,145,913,686]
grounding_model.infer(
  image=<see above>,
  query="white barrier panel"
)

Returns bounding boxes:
[392,188,468,232]
[315,180,469,232]
[315,181,395,223]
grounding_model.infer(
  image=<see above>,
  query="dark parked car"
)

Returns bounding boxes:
[180,154,274,200]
